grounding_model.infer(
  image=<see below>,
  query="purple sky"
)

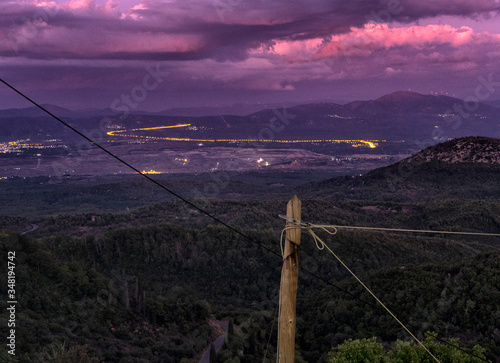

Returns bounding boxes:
[1,0,500,111]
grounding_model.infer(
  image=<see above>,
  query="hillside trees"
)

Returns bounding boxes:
[327,335,488,363]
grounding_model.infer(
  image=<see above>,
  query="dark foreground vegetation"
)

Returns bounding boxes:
[1,215,499,362]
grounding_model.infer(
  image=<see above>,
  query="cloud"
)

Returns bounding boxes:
[312,23,496,60]
[1,0,499,62]
[385,67,401,75]
[1,0,500,109]
[244,22,500,83]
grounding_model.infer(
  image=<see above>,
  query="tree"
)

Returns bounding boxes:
[327,335,489,363]
[328,337,385,363]
[389,335,488,363]
[34,343,99,363]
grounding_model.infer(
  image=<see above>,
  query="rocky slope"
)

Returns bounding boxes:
[407,136,500,164]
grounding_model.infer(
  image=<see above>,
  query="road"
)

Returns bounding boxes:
[199,321,228,363]
[21,224,38,234]
[108,123,380,148]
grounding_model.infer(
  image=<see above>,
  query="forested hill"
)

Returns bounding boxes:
[1,222,499,362]
[298,136,500,202]
[407,136,500,164]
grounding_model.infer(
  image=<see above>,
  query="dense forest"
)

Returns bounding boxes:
[1,138,500,362]
[1,216,499,361]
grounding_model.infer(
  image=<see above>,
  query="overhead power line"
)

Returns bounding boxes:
[1,77,493,363]
[0,77,370,302]
[0,77,279,257]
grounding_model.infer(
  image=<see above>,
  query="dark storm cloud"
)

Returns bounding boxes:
[1,0,499,61]
[0,0,499,110]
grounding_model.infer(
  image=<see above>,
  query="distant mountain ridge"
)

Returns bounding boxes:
[246,91,500,139]
[484,99,500,109]
[0,104,76,118]
[1,90,498,118]
[0,102,299,118]
[1,91,500,141]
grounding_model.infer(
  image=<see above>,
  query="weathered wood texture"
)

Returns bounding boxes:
[278,195,301,362]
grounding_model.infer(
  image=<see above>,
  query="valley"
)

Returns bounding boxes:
[0,139,411,179]
[0,93,499,363]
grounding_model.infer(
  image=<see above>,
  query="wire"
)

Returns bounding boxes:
[424,332,489,362]
[1,78,491,363]
[1,77,386,328]
[278,216,500,237]
[263,292,280,363]
[0,77,281,259]
[331,225,500,237]
[281,222,441,363]
[1,77,390,361]
[284,217,496,362]
[0,78,385,306]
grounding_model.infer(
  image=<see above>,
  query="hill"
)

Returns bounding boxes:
[484,99,500,109]
[1,122,500,362]
[298,136,500,203]
[1,219,498,362]
[298,251,500,362]
[0,104,75,119]
[408,136,500,164]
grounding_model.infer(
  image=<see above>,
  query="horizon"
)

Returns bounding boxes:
[1,89,498,113]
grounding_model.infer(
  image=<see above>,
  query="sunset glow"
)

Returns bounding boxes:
[1,1,499,109]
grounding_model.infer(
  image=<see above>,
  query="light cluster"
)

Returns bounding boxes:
[107,124,382,148]
[0,139,67,154]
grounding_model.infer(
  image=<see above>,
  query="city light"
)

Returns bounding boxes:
[107,124,382,148]
[0,139,68,154]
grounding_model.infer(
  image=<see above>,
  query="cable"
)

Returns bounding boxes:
[278,216,500,237]
[331,225,500,237]
[0,77,386,307]
[293,221,494,363]
[262,292,280,363]
[424,332,489,362]
[1,78,491,363]
[281,222,441,363]
[1,77,393,362]
[0,77,281,259]
[286,219,496,362]
[1,77,386,328]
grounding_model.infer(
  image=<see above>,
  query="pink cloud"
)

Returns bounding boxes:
[66,0,95,10]
[256,38,325,62]
[314,23,496,60]
[255,23,499,67]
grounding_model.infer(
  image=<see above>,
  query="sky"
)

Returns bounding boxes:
[1,0,500,111]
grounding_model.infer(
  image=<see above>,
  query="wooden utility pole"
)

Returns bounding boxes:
[277,195,301,362]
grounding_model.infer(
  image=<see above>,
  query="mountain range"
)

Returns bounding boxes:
[1,91,500,141]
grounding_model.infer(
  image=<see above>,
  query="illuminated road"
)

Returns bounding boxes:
[107,124,382,148]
